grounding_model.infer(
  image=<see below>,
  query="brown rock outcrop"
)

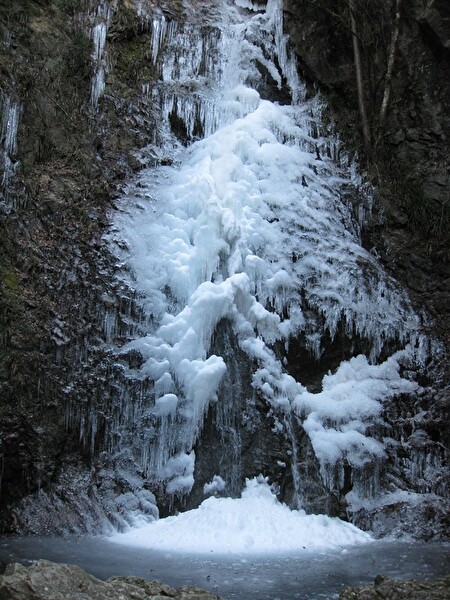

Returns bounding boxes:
[339,573,450,599]
[0,560,223,600]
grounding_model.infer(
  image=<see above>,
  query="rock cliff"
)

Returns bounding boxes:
[0,0,164,532]
[285,0,450,331]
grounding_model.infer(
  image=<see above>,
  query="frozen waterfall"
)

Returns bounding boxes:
[106,0,427,511]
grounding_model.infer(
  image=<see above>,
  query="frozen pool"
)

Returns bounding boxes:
[0,535,448,599]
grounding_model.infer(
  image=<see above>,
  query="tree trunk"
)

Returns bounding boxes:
[348,0,371,151]
[379,0,401,127]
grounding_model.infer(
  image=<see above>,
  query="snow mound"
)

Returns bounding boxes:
[109,478,372,554]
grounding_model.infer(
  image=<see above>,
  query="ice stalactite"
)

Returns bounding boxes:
[150,13,169,64]
[0,94,21,212]
[89,1,115,109]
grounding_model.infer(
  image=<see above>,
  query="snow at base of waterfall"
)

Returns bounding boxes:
[109,478,372,554]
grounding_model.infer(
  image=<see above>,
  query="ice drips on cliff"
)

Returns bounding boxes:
[89,0,116,109]
[0,94,21,211]
[107,0,427,503]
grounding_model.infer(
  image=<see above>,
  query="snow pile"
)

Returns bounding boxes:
[109,478,372,554]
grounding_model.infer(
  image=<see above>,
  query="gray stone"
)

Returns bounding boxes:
[339,574,450,599]
[0,560,223,600]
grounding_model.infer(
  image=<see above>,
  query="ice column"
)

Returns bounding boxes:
[90,1,114,109]
[266,0,303,102]
[150,14,168,64]
[0,95,21,210]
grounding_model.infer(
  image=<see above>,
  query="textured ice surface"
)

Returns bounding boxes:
[2,535,449,600]
[295,353,418,468]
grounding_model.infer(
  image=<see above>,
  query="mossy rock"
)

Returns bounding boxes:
[110,34,156,86]
[108,4,142,42]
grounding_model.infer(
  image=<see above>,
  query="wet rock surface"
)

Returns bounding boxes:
[339,574,450,599]
[0,560,223,600]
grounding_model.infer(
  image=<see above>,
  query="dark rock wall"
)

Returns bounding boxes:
[284,0,450,335]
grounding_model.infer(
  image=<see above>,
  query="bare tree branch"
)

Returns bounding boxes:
[348,0,371,150]
[379,0,401,127]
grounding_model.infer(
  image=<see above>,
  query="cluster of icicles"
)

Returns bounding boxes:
[0,94,21,211]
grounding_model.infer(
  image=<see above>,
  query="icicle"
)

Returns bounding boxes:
[266,0,303,103]
[92,21,107,62]
[89,1,114,110]
[1,95,21,210]
[91,69,105,109]
[151,14,167,64]
[284,413,303,508]
[1,97,20,155]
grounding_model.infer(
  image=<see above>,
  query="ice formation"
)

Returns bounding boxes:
[108,0,426,503]
[89,1,113,109]
[0,94,21,209]
[110,477,372,553]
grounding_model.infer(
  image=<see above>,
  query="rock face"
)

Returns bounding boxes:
[0,560,223,600]
[0,0,163,533]
[339,574,450,600]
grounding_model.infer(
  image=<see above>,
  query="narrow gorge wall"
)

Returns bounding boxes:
[0,0,448,539]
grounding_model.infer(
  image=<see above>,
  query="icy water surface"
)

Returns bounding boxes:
[0,536,448,599]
